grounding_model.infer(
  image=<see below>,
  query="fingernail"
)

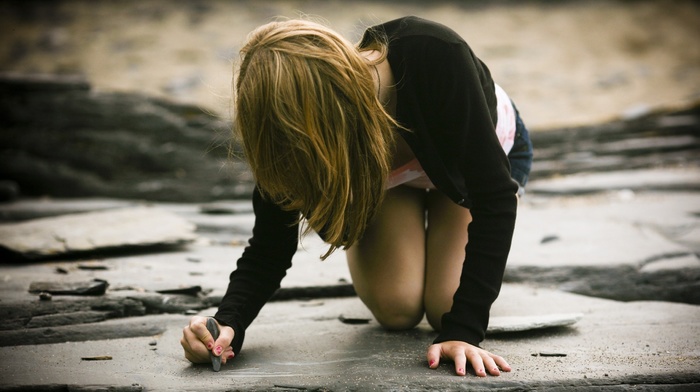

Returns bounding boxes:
[214,346,222,356]
[458,368,465,374]
[429,360,435,367]
[228,353,234,360]
[206,342,213,350]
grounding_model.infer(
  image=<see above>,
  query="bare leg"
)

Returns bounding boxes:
[346,186,427,330]
[346,187,471,331]
[424,190,472,330]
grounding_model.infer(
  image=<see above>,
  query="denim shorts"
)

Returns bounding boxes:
[507,104,533,194]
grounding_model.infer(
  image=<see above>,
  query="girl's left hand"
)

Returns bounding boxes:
[427,341,512,377]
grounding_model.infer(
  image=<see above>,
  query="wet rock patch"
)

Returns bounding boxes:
[505,256,700,304]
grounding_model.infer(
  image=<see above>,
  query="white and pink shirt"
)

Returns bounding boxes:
[387,84,516,190]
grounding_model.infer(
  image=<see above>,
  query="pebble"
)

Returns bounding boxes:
[339,315,371,325]
[540,235,560,244]
[81,356,113,361]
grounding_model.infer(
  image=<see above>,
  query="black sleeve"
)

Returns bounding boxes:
[402,36,518,346]
[214,186,299,354]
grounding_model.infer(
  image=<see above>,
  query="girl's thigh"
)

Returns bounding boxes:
[346,186,428,330]
[424,190,471,330]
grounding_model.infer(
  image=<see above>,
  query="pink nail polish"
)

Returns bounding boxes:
[214,346,222,356]
[228,354,234,360]
[458,368,465,374]
[429,360,435,367]
[207,342,213,350]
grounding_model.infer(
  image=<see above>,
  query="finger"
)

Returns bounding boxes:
[221,347,234,365]
[453,349,468,377]
[182,326,210,363]
[184,350,197,363]
[491,353,512,372]
[189,317,215,350]
[466,350,486,377]
[482,353,500,376]
[212,323,235,358]
[426,344,442,369]
[179,328,192,351]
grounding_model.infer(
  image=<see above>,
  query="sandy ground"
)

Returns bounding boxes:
[1,0,699,130]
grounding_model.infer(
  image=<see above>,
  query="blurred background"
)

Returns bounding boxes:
[2,0,699,128]
[0,0,699,201]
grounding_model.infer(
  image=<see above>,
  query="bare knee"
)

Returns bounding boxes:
[426,308,445,331]
[424,295,452,332]
[367,295,423,330]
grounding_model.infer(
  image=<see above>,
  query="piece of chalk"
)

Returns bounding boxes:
[206,318,221,372]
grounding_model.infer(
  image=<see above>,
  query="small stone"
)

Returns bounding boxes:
[55,267,69,274]
[540,235,560,244]
[81,355,112,361]
[77,263,109,271]
[538,352,567,357]
[39,292,52,301]
[155,285,201,296]
[184,309,198,315]
[338,315,371,325]
[148,340,157,346]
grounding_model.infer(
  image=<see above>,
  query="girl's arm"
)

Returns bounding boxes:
[214,186,300,355]
[399,34,518,346]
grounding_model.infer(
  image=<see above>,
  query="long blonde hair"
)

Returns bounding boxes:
[234,19,396,259]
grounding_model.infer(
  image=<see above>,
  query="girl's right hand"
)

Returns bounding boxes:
[180,316,235,365]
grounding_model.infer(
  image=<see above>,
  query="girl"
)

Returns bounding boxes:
[181,16,533,377]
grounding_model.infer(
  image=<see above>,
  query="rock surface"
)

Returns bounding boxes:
[0,288,698,391]
[0,206,197,259]
[0,172,698,390]
[0,1,698,388]
[0,73,253,202]
[508,184,700,304]
[1,73,698,202]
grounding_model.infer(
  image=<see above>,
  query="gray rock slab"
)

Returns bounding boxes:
[0,207,197,259]
[510,191,700,267]
[28,279,109,296]
[0,241,350,305]
[527,167,700,195]
[508,191,700,302]
[487,313,583,334]
[640,254,700,273]
[0,198,142,222]
[0,313,183,347]
[1,285,698,391]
